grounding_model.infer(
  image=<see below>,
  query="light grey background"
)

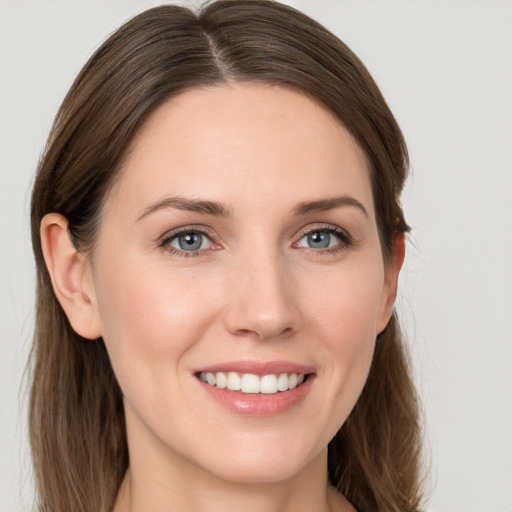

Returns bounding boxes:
[1,1,511,511]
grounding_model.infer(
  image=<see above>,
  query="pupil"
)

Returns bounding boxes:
[308,231,330,248]
[179,232,201,250]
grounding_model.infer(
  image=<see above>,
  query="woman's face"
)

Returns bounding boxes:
[86,84,400,484]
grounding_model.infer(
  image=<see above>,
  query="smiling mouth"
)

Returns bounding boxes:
[198,371,309,394]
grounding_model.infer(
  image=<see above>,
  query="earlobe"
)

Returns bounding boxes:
[40,213,102,339]
[377,231,406,334]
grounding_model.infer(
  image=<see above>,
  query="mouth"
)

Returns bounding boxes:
[197,371,309,394]
[193,361,315,416]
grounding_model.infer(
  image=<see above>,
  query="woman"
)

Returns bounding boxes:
[29,1,423,511]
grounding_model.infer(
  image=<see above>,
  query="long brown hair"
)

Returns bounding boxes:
[29,1,423,511]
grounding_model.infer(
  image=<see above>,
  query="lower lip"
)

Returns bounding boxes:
[197,376,315,417]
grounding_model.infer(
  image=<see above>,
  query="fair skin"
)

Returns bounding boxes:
[41,84,404,512]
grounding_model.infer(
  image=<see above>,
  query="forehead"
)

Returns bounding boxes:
[108,84,374,217]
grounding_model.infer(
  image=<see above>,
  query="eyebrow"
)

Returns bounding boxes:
[137,196,231,221]
[136,194,368,222]
[294,196,368,217]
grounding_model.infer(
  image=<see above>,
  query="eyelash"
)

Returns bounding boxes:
[159,226,217,258]
[296,224,353,256]
[159,224,353,258]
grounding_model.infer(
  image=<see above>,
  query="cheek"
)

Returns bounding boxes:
[305,258,385,338]
[92,260,221,389]
[281,261,384,450]
[302,260,384,386]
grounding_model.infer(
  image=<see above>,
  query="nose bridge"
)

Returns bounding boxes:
[224,239,298,340]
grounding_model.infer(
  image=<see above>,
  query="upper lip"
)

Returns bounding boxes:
[194,360,315,376]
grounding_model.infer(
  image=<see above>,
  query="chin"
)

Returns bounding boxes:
[190,437,327,486]
[205,458,308,485]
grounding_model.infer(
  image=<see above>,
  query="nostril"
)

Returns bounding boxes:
[234,325,294,341]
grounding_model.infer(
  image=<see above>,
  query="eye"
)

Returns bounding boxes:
[295,227,350,251]
[164,230,214,253]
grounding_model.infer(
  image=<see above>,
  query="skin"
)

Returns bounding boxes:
[41,84,404,512]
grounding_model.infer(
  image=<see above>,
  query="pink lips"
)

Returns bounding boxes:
[194,360,315,417]
[195,360,315,376]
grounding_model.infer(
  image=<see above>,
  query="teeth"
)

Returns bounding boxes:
[277,373,289,391]
[199,371,307,394]
[260,374,278,394]
[227,372,241,391]
[216,371,227,389]
[241,374,260,393]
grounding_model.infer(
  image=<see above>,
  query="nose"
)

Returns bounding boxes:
[223,247,300,341]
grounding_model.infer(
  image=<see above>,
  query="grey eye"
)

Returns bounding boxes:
[297,230,342,249]
[307,231,331,248]
[169,232,212,251]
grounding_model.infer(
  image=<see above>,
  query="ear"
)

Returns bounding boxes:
[40,213,102,339]
[376,231,406,334]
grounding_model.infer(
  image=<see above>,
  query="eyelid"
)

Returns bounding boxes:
[159,225,221,256]
[295,223,352,242]
[292,223,353,252]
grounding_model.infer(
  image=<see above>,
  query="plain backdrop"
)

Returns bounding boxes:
[1,1,511,511]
